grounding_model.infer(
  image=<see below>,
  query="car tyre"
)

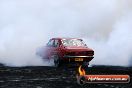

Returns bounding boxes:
[53,55,61,67]
[82,62,89,68]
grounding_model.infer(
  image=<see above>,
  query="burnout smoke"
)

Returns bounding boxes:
[0,0,132,66]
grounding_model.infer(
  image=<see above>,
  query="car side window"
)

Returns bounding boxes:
[47,39,54,47]
[54,40,59,47]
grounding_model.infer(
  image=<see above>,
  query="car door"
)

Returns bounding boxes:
[46,39,60,59]
[46,39,55,59]
[53,39,60,55]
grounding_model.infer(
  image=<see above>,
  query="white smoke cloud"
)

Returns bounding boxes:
[87,13,132,66]
[0,0,132,66]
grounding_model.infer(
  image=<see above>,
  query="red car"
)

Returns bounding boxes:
[36,38,94,67]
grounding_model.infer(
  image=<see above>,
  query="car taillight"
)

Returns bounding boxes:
[85,51,94,55]
[65,52,75,56]
[65,51,94,56]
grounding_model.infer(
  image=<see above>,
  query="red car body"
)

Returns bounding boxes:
[36,38,94,67]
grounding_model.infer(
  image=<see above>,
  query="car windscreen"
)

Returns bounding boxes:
[62,39,86,47]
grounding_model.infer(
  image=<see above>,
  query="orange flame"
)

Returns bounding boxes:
[78,65,86,76]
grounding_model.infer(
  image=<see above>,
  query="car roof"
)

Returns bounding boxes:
[51,37,82,40]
